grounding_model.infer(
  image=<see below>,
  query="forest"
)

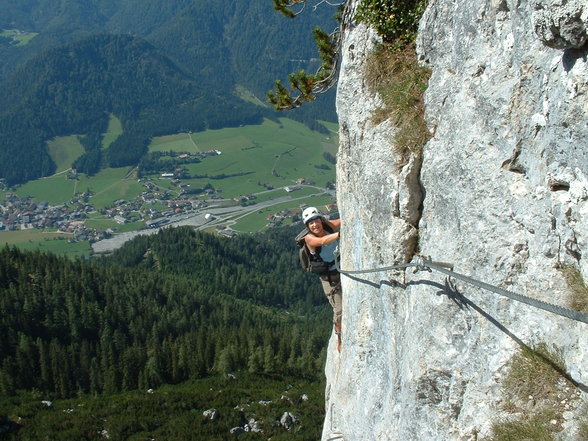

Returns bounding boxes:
[0,226,332,399]
[0,0,338,185]
[0,34,264,184]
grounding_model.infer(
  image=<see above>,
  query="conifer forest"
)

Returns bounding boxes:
[0,226,331,440]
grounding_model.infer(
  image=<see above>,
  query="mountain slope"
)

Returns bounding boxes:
[0,226,329,397]
[0,33,263,184]
[0,0,337,185]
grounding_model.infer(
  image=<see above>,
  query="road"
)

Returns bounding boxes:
[91,185,333,253]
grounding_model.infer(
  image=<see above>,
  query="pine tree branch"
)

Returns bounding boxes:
[267,23,342,111]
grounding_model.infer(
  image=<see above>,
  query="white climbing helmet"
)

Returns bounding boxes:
[302,206,322,225]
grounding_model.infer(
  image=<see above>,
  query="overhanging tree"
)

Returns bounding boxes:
[268,0,429,111]
[268,0,347,110]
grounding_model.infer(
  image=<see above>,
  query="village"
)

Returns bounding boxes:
[0,175,335,243]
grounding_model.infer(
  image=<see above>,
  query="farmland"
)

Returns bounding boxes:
[148,118,337,194]
[2,118,338,257]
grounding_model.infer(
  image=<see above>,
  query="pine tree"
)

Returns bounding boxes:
[268,27,341,110]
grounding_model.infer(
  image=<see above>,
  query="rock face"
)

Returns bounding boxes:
[325,0,588,440]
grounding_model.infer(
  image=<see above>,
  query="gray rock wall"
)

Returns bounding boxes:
[325,0,588,440]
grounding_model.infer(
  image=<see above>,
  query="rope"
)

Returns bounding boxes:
[337,255,588,325]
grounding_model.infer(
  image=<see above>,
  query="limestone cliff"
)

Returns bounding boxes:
[326,0,588,440]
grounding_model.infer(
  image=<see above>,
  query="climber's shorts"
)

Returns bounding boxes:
[320,270,342,324]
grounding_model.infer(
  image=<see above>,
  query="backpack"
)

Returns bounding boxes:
[295,223,335,275]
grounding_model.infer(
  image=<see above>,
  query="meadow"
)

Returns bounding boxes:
[102,114,123,148]
[46,135,85,173]
[149,118,337,198]
[0,28,38,46]
[15,167,143,208]
[0,229,91,258]
[230,194,334,233]
[6,118,337,256]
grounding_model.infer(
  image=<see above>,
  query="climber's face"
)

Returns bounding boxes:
[307,218,324,236]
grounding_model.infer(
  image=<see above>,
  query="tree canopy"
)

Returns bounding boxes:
[0,226,331,398]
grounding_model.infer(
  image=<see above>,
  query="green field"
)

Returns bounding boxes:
[102,114,123,148]
[251,186,317,204]
[231,194,334,233]
[320,121,339,156]
[20,118,336,206]
[16,174,78,204]
[16,167,143,209]
[46,135,85,173]
[11,238,91,258]
[0,230,91,258]
[84,218,119,230]
[0,229,69,245]
[78,168,144,209]
[44,114,123,175]
[150,133,201,153]
[0,29,38,46]
[84,216,145,232]
[6,118,338,257]
[152,118,337,198]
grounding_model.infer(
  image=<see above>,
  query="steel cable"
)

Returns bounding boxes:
[337,256,588,325]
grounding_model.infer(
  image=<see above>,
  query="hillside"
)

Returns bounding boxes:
[0,226,330,399]
[0,0,338,185]
[0,33,263,183]
[0,0,335,98]
[0,374,325,440]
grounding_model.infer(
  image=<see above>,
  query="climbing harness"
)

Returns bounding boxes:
[338,255,588,325]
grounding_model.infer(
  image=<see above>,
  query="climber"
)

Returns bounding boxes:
[301,206,343,351]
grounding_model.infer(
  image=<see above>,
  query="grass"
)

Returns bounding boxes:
[12,239,91,259]
[16,167,143,209]
[46,135,85,173]
[102,114,123,148]
[38,114,121,176]
[149,133,201,154]
[253,186,319,204]
[234,84,268,107]
[558,264,588,313]
[114,220,147,233]
[231,195,334,233]
[0,29,38,46]
[502,344,567,406]
[0,229,70,245]
[84,217,146,233]
[0,231,91,259]
[365,44,430,166]
[489,412,559,441]
[579,403,588,440]
[16,174,77,204]
[84,218,119,230]
[148,118,339,173]
[164,118,337,198]
[79,168,143,209]
[486,343,578,441]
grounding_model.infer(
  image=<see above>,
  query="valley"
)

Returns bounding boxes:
[0,118,338,257]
